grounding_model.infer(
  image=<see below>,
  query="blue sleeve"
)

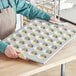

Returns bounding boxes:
[15,0,52,21]
[0,40,8,53]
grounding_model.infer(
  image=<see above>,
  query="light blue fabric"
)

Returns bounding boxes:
[0,40,8,53]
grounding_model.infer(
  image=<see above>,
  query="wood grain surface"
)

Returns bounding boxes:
[0,23,76,76]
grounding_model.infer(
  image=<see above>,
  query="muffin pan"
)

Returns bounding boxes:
[4,19,76,64]
[36,0,57,16]
[37,5,54,16]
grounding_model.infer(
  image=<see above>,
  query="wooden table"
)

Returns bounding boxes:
[0,24,76,76]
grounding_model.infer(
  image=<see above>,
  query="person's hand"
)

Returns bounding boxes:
[4,45,20,58]
[49,17,60,22]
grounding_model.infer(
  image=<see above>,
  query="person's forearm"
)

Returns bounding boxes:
[0,40,8,53]
[0,40,19,58]
[15,0,52,21]
[35,9,52,21]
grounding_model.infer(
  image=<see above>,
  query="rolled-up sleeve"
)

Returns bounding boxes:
[0,40,8,53]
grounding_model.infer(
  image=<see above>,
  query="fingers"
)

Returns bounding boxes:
[5,45,20,58]
[10,46,19,58]
[50,17,60,23]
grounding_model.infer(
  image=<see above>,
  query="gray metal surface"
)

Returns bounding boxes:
[60,0,76,24]
[61,64,66,76]
[60,5,76,24]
